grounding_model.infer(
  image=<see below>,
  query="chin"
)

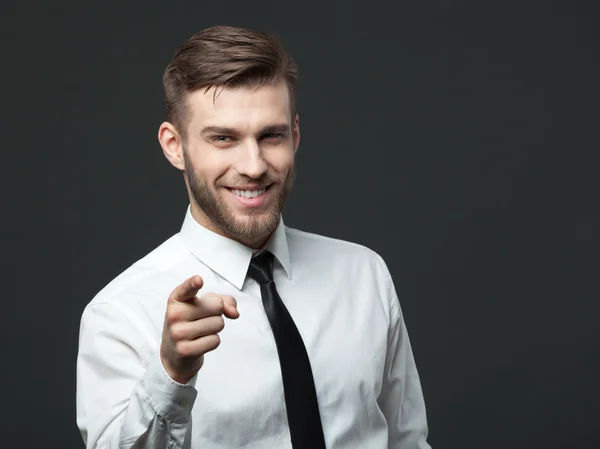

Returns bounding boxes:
[226,212,279,241]
[237,213,279,231]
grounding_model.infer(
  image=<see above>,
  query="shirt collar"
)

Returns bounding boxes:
[179,205,292,290]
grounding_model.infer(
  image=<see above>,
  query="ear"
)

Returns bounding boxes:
[158,122,185,170]
[293,114,300,153]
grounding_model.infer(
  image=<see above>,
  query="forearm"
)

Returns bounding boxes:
[79,350,197,449]
[379,327,431,449]
[76,304,197,449]
[375,254,431,448]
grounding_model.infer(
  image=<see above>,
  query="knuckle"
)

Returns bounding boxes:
[171,283,185,300]
[201,293,224,313]
[175,340,191,358]
[205,334,221,351]
[198,292,214,304]
[165,306,181,324]
[170,323,187,341]
[215,296,225,313]
[208,315,225,333]
[188,277,199,292]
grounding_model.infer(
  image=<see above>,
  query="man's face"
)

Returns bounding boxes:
[180,80,298,248]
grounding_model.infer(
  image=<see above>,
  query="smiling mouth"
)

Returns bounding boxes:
[227,186,269,198]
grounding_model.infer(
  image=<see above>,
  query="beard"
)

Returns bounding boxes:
[182,147,295,246]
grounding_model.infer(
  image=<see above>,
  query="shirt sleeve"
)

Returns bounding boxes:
[377,257,432,449]
[76,301,198,449]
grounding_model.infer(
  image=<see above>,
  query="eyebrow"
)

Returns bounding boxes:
[200,124,291,136]
[260,124,291,135]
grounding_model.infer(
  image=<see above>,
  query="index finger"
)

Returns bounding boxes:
[170,275,204,302]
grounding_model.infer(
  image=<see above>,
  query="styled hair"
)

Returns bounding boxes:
[163,25,298,138]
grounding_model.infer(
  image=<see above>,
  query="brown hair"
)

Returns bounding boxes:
[163,25,298,139]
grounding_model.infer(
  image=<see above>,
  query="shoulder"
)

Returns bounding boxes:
[285,226,399,324]
[86,233,191,309]
[285,226,392,281]
[285,226,373,256]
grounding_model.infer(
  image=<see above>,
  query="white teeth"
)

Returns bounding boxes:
[231,188,266,198]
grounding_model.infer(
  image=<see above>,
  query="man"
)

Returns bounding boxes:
[76,25,432,449]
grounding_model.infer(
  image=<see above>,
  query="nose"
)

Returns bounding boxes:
[235,139,268,179]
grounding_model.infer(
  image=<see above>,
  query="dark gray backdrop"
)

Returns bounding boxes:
[2,1,599,448]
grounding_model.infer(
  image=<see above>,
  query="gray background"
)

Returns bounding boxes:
[2,1,599,448]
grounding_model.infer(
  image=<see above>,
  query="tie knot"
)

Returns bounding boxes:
[248,251,275,285]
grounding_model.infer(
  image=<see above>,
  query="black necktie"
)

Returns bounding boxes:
[247,251,327,449]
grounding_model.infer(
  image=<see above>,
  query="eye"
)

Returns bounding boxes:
[263,133,285,141]
[210,135,238,147]
[212,135,234,142]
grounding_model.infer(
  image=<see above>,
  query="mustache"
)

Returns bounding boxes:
[215,174,280,188]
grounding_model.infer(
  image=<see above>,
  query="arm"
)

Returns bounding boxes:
[377,261,432,449]
[76,301,197,449]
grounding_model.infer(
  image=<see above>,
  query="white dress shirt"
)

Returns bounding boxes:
[76,206,431,449]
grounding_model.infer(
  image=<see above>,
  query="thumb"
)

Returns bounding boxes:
[222,296,240,319]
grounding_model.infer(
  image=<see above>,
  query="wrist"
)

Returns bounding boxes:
[140,350,199,423]
[159,352,198,385]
